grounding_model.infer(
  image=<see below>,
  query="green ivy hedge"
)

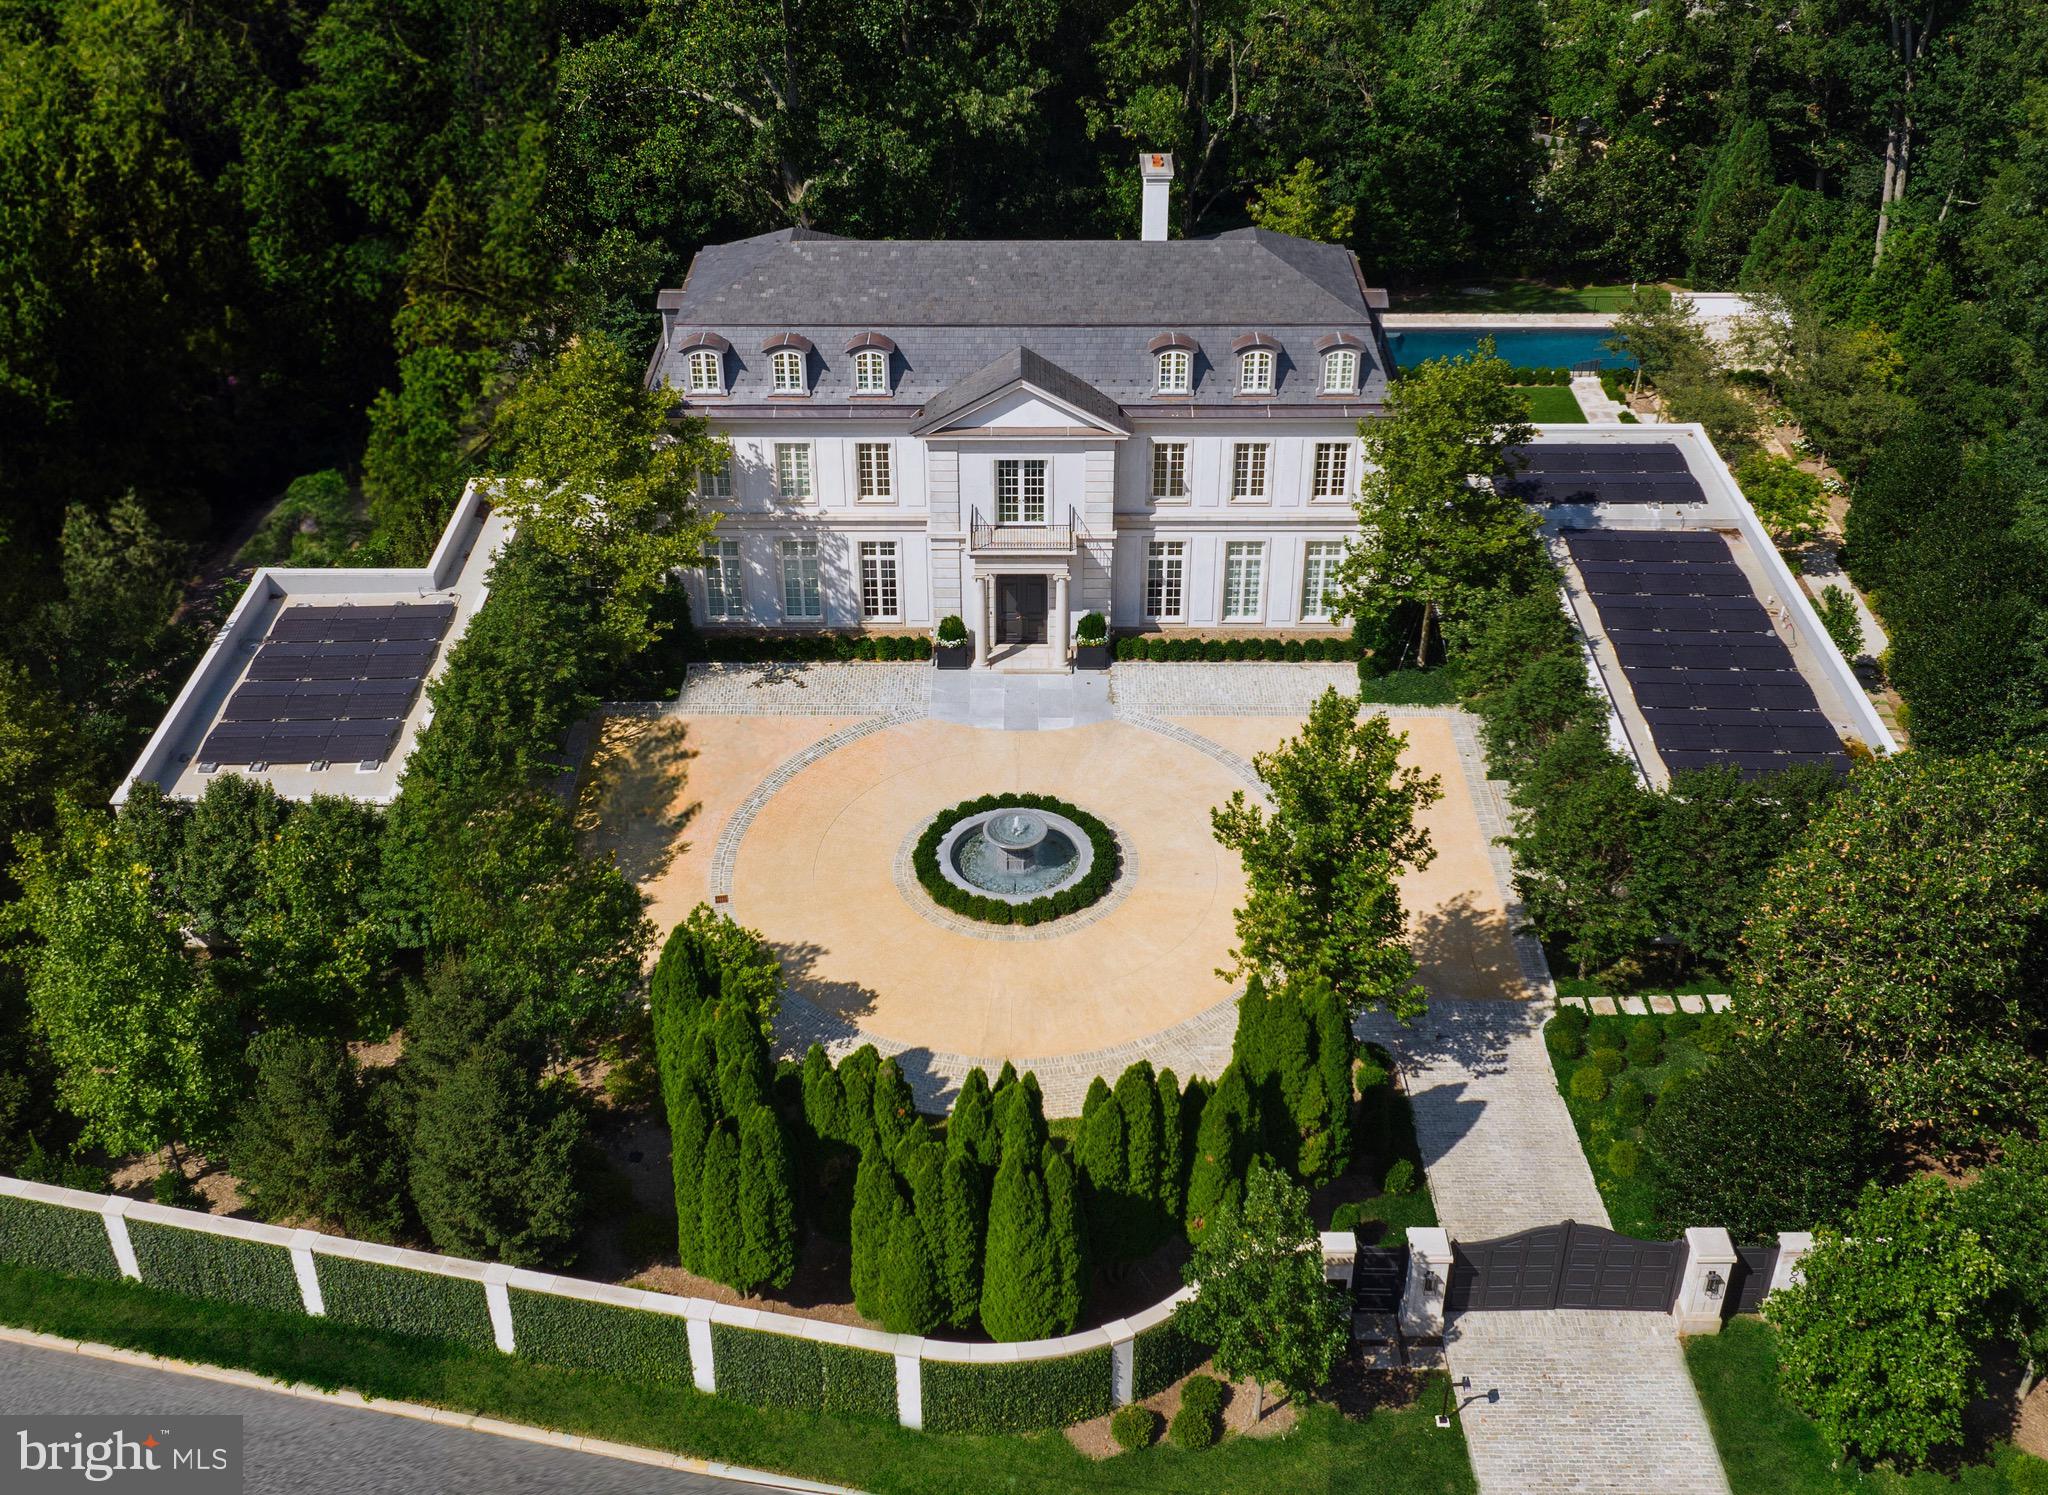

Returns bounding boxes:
[696,633,934,664]
[912,793,1121,926]
[920,1348,1115,1435]
[709,1324,896,1420]
[128,1220,302,1314]
[1131,1311,1212,1400]
[0,1196,119,1280]
[1112,634,1364,663]
[509,1288,692,1388]
[314,1255,496,1352]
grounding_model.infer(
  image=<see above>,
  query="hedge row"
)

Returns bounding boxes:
[127,1219,302,1314]
[709,1323,896,1420]
[920,1347,1115,1435]
[695,633,934,664]
[0,1196,119,1280]
[508,1288,694,1387]
[1113,634,1363,663]
[1131,1310,1212,1400]
[912,792,1121,926]
[313,1255,497,1352]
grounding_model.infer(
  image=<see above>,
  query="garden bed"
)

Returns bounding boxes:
[1543,1007,1725,1236]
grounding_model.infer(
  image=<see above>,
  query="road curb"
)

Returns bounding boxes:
[0,1325,862,1494]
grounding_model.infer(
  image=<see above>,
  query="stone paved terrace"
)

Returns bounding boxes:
[1108,659,1359,713]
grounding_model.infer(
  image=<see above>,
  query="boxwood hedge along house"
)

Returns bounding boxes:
[647,153,1395,668]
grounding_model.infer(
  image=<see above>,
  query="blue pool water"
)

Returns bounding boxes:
[1387,327,1633,371]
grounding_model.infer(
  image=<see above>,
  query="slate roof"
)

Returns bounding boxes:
[909,349,1132,436]
[650,227,1390,415]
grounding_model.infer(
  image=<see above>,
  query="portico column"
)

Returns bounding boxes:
[973,573,990,669]
[1051,571,1069,663]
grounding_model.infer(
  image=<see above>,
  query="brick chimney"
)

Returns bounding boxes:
[1140,152,1174,241]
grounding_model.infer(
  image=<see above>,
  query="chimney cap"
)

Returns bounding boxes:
[1140,151,1175,180]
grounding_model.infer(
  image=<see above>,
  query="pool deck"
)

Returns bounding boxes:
[1382,312,1615,329]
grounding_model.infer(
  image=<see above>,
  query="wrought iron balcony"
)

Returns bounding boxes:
[969,506,1079,555]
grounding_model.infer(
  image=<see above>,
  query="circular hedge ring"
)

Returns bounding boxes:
[912,792,1122,927]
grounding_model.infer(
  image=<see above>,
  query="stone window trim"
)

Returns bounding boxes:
[859,539,901,622]
[703,539,745,621]
[778,537,824,622]
[684,347,726,396]
[1310,441,1352,501]
[1230,442,1271,503]
[1221,539,1268,622]
[1236,347,1276,396]
[1145,539,1187,622]
[1300,539,1345,622]
[995,458,1049,524]
[856,441,894,501]
[1150,441,1189,502]
[1155,348,1193,396]
[773,442,815,502]
[1320,348,1361,396]
[851,349,891,396]
[769,348,809,396]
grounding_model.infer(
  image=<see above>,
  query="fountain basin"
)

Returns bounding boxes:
[936,806,1096,904]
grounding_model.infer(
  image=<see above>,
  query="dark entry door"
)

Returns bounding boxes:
[997,576,1047,644]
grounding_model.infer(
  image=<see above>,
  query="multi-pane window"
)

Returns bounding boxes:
[1322,349,1359,394]
[1222,541,1266,621]
[1312,442,1351,499]
[774,443,813,500]
[1301,541,1344,621]
[1239,349,1275,394]
[771,348,806,394]
[1156,349,1192,394]
[996,459,1048,523]
[1150,442,1188,501]
[698,459,733,500]
[1146,541,1186,619]
[779,539,822,620]
[1231,443,1270,501]
[856,442,893,500]
[860,541,900,620]
[686,349,722,394]
[703,540,743,620]
[853,349,889,394]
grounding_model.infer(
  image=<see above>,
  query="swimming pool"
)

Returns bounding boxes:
[1387,327,1633,371]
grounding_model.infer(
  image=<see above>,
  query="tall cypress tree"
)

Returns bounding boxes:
[671,1090,711,1270]
[737,1104,797,1293]
[838,1045,881,1151]
[1079,1084,1131,1257]
[980,1145,1060,1340]
[881,1209,943,1334]
[1081,1076,1111,1123]
[1115,1061,1163,1245]
[1043,1143,1086,1335]
[1306,983,1355,1184]
[1157,1068,1187,1223]
[995,1071,1046,1161]
[1186,1063,1253,1240]
[940,1149,986,1328]
[697,1122,743,1286]
[850,1141,898,1320]
[872,1056,916,1157]
[948,1067,997,1169]
[800,1043,846,1146]
[713,998,770,1118]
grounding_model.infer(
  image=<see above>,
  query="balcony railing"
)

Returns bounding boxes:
[969,506,1079,554]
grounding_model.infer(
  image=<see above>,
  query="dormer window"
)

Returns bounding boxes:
[1156,349,1192,394]
[771,349,806,394]
[853,349,889,394]
[1239,349,1275,395]
[686,349,724,394]
[1322,348,1359,394]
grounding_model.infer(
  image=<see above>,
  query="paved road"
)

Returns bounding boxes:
[0,1340,784,1495]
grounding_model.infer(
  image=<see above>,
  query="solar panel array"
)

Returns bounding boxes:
[199,602,455,769]
[1501,442,1706,506]
[1563,529,1846,779]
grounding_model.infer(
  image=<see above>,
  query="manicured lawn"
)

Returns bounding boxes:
[1688,1318,2048,1495]
[0,1264,1475,1495]
[1544,1009,1720,1236]
[1516,384,1588,423]
[1550,972,1726,1002]
[1357,661,1467,707]
[1395,282,1661,314]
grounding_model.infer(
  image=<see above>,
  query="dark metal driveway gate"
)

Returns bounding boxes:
[1446,1220,1684,1312]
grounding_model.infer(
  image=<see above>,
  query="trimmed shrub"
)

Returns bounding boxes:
[1171,1372,1226,1449]
[1570,1064,1611,1104]
[1111,1403,1159,1451]
[1180,1372,1226,1418]
[912,793,1121,927]
[1589,1047,1627,1078]
[313,1255,496,1351]
[127,1220,302,1314]
[509,1289,692,1386]
[1605,1140,1643,1178]
[0,1195,120,1280]
[1610,1076,1649,1127]
[708,1325,896,1419]
[1550,1005,1590,1044]
[920,1348,1114,1434]
[1382,1158,1417,1196]
[1544,1021,1584,1061]
[1076,612,1107,645]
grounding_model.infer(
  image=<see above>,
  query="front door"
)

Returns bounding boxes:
[997,576,1048,645]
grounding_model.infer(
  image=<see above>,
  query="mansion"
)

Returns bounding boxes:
[647,155,1392,666]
